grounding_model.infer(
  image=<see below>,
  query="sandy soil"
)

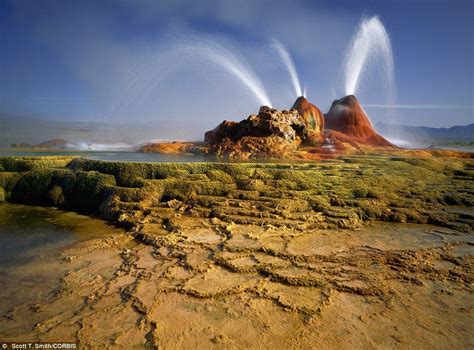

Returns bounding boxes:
[1,212,472,349]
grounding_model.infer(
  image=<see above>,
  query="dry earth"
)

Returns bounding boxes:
[0,217,472,349]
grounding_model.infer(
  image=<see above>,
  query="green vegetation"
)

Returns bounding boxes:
[70,171,117,210]
[4,165,115,212]
[0,155,472,231]
[11,169,60,204]
[0,156,75,172]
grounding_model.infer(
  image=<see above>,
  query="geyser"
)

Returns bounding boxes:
[344,16,395,98]
[180,40,272,107]
[271,39,303,98]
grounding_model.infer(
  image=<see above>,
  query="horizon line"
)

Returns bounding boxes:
[31,96,96,101]
[363,104,473,110]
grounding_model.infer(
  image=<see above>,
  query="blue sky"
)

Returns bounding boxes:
[0,0,472,128]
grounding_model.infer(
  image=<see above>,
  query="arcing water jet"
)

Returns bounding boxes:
[180,39,272,107]
[344,16,395,98]
[271,39,304,98]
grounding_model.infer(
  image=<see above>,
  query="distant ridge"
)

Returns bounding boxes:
[375,122,474,146]
[0,114,203,147]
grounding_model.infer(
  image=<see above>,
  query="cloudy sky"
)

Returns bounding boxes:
[0,0,472,129]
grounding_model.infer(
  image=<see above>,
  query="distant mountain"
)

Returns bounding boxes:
[0,114,204,148]
[375,122,474,147]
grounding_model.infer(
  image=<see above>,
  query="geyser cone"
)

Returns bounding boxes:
[325,95,393,147]
[291,96,325,134]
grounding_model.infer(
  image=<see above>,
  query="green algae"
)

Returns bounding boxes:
[0,155,472,231]
[0,156,75,172]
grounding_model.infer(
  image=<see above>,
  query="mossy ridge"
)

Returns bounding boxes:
[0,155,473,232]
[10,168,68,205]
[6,166,116,212]
[68,158,343,179]
[0,156,76,172]
[0,172,21,192]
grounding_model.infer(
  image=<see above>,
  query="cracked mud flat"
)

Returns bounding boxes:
[1,208,472,349]
[0,155,473,348]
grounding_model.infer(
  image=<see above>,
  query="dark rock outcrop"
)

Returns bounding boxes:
[205,106,307,159]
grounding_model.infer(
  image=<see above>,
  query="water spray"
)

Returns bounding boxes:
[179,39,272,107]
[344,16,395,98]
[271,39,303,98]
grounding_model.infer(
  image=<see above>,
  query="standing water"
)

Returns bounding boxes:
[0,203,127,316]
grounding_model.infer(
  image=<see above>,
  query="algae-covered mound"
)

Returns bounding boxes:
[0,156,75,172]
[0,156,115,211]
[1,155,473,233]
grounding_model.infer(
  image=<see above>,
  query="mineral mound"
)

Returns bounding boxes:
[204,106,307,159]
[325,95,393,147]
[291,96,324,145]
[174,94,397,159]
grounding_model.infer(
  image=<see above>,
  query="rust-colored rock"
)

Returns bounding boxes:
[325,95,393,147]
[195,95,397,159]
[291,96,325,135]
[140,141,206,155]
[210,135,297,160]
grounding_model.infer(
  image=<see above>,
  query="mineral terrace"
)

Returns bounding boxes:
[0,154,473,348]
